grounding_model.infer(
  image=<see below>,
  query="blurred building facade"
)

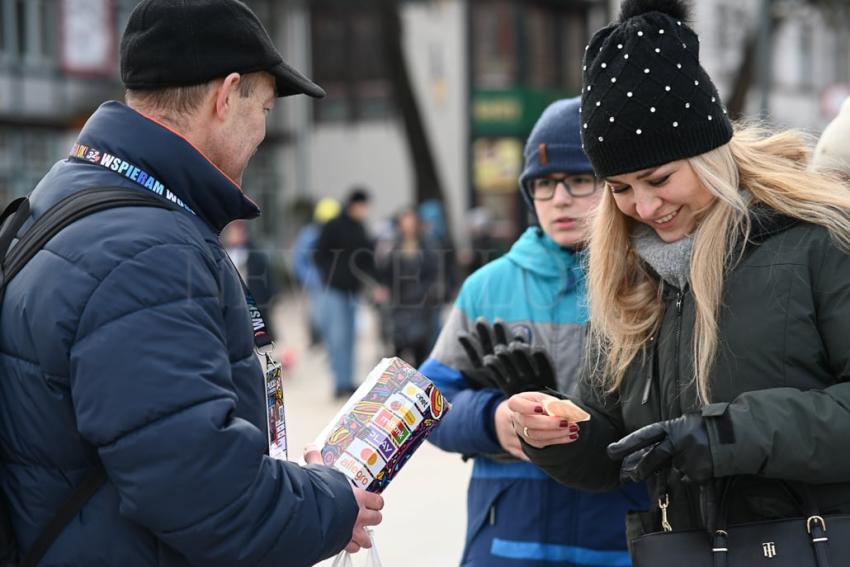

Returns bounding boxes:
[295,0,850,246]
[691,0,850,130]
[290,0,609,246]
[0,0,295,249]
[2,0,850,251]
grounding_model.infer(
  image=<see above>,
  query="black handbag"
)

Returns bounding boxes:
[630,480,850,567]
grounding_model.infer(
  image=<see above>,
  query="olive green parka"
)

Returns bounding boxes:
[524,207,850,537]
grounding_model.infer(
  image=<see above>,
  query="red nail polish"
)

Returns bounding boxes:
[534,406,544,414]
[569,433,579,441]
[560,420,569,428]
[568,425,579,433]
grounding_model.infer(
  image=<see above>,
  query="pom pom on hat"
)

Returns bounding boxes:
[619,0,691,23]
[812,98,850,175]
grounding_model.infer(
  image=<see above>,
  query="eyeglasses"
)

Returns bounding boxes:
[526,174,600,201]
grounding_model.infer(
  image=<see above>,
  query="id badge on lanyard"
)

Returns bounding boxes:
[243,275,288,460]
[258,344,287,460]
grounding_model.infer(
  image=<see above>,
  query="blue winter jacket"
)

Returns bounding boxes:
[421,228,648,567]
[0,102,357,566]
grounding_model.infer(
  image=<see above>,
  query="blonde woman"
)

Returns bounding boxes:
[509,0,850,546]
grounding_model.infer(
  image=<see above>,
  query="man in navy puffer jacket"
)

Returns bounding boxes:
[0,1,382,565]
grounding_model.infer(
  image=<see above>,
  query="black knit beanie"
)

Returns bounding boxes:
[580,0,732,178]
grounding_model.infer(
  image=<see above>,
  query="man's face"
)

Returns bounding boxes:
[216,73,276,185]
[348,201,369,221]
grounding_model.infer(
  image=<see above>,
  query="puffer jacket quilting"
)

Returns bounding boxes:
[0,102,357,566]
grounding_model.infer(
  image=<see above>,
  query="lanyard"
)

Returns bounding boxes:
[70,143,197,215]
[69,143,275,348]
[237,269,274,348]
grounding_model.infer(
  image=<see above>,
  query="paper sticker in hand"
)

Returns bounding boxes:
[314,357,451,493]
[543,398,591,422]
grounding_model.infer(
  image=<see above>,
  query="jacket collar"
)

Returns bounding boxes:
[747,202,798,245]
[642,203,798,292]
[75,101,260,233]
[507,227,584,292]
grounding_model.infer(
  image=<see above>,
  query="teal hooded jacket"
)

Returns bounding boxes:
[421,227,648,567]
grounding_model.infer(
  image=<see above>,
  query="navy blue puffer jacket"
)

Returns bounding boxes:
[0,102,357,566]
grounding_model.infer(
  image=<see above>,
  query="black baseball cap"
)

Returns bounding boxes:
[120,0,325,98]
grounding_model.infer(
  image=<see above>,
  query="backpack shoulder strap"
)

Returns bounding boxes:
[1,186,176,567]
[1,186,176,294]
[18,465,107,567]
[0,197,31,264]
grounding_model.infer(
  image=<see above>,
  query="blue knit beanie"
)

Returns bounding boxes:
[519,96,594,212]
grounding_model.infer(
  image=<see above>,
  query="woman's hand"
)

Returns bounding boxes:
[494,400,530,461]
[607,413,712,483]
[507,392,581,449]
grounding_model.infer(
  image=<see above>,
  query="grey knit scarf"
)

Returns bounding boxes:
[630,223,694,289]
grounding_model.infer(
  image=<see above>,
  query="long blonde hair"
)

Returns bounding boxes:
[587,124,850,404]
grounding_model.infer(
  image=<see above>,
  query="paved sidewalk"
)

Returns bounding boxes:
[273,294,471,567]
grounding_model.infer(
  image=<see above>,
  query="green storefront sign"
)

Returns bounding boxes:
[471,88,576,137]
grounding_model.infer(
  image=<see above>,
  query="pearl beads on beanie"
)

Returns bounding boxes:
[580,0,733,178]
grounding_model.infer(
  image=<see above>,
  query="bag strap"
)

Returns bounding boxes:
[1,186,176,566]
[18,465,107,567]
[710,477,821,533]
[0,198,31,267]
[1,187,176,299]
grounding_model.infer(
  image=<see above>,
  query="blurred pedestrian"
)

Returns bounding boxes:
[315,187,387,399]
[420,97,647,567]
[293,197,340,347]
[223,219,278,338]
[465,206,500,276]
[379,207,439,367]
[417,199,458,345]
[0,1,382,565]
[511,0,850,560]
[812,97,850,179]
[373,213,400,353]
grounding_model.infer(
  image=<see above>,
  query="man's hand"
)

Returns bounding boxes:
[303,444,323,465]
[494,400,529,461]
[303,445,384,554]
[345,488,384,553]
[371,286,389,304]
[607,414,713,484]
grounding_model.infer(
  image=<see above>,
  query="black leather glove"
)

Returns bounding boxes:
[457,318,556,396]
[482,340,557,396]
[606,414,713,484]
[457,317,513,390]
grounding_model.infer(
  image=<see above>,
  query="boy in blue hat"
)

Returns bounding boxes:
[420,97,648,566]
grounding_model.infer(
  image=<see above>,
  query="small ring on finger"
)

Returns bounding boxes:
[523,426,531,439]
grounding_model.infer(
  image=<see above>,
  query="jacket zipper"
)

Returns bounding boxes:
[654,290,686,534]
[675,285,704,529]
[674,288,686,417]
[641,336,655,405]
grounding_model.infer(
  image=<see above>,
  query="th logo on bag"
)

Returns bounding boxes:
[762,541,776,558]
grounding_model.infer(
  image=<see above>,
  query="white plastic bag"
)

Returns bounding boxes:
[329,529,383,567]
[330,551,353,567]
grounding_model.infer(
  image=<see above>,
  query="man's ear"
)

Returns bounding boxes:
[213,72,242,121]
